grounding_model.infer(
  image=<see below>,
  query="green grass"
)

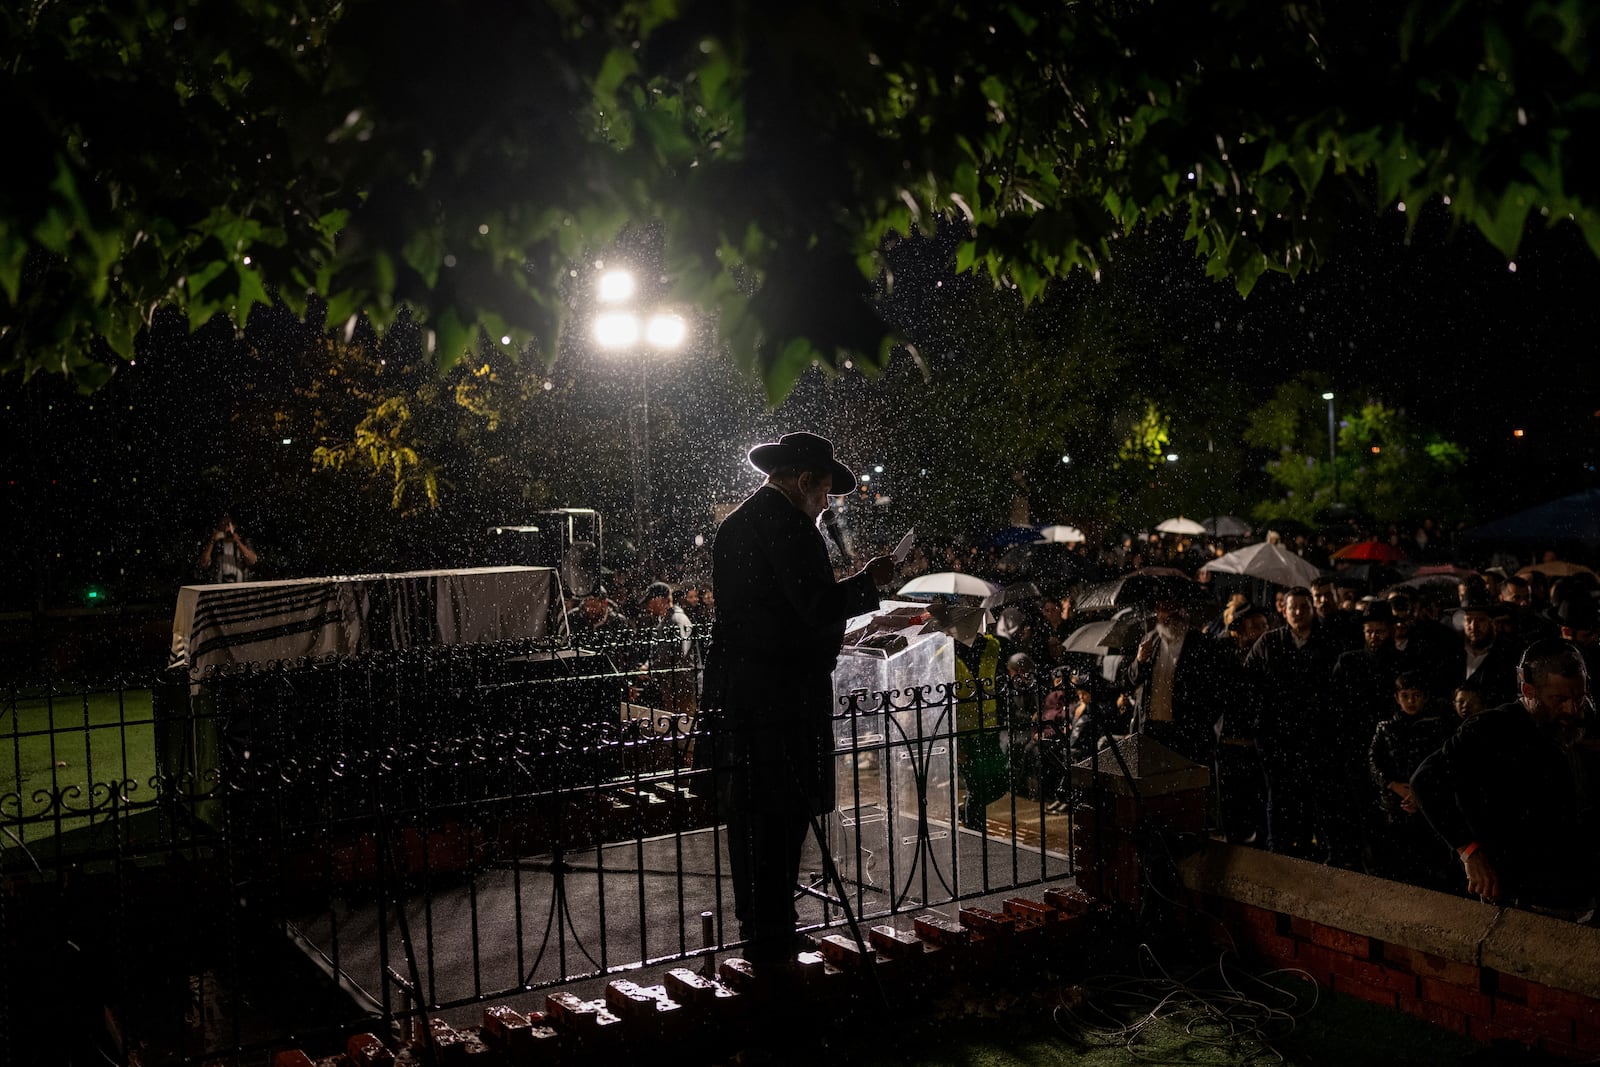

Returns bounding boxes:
[1,687,159,845]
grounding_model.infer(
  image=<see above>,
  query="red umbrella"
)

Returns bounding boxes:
[1414,564,1480,579]
[1331,540,1408,563]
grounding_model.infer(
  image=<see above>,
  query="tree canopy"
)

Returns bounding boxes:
[4,0,1598,400]
[1244,372,1470,525]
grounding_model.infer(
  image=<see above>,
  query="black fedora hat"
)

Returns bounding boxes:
[748,431,856,494]
[1459,591,1500,615]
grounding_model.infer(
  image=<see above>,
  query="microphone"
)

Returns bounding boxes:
[820,509,851,562]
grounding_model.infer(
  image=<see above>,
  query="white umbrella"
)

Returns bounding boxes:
[897,572,999,598]
[1155,516,1206,536]
[1060,609,1145,654]
[1036,524,1086,543]
[1202,542,1323,588]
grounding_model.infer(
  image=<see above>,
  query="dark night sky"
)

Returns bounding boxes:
[1068,199,1599,510]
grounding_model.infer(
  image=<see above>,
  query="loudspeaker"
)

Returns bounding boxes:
[486,509,604,597]
[563,541,601,598]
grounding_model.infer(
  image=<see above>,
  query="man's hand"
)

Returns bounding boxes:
[1462,850,1500,901]
[1136,631,1158,664]
[864,555,896,587]
[1389,781,1417,813]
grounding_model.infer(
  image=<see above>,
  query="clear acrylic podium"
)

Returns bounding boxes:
[805,602,956,908]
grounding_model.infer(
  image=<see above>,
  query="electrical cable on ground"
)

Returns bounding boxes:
[1052,942,1319,1065]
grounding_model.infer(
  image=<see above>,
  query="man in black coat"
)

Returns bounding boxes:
[1441,593,1524,708]
[1242,586,1344,860]
[1324,602,1405,868]
[701,432,894,967]
[1411,639,1597,915]
[1120,586,1234,768]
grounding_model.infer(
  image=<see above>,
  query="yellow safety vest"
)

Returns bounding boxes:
[953,635,1002,732]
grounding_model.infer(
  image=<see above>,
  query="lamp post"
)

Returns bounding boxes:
[592,268,686,574]
[1322,391,1338,504]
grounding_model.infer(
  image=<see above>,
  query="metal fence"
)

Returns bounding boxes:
[0,628,1079,1065]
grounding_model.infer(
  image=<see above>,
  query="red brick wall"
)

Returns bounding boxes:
[1196,893,1598,1060]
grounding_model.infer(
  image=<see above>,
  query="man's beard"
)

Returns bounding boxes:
[1466,633,1494,653]
[1156,620,1188,644]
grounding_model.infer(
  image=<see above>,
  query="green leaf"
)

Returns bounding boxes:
[403,228,444,287]
[634,107,696,162]
[324,288,363,333]
[0,223,25,305]
[104,305,140,360]
[32,207,73,255]
[373,250,397,298]
[595,47,639,108]
[232,263,272,328]
[764,337,817,406]
[698,51,730,112]
[1475,183,1534,257]
[1259,141,1291,175]
[186,259,229,296]
[429,307,475,373]
[955,239,978,274]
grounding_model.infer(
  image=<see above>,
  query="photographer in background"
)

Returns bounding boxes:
[197,513,258,584]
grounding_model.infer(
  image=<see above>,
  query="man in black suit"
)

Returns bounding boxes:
[1120,585,1233,767]
[1446,593,1523,708]
[701,432,894,968]
[1324,602,1403,868]
[1243,586,1345,859]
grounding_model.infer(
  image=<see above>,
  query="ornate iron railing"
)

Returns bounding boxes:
[0,627,1078,1065]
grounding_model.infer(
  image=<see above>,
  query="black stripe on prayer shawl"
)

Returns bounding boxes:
[193,586,336,634]
[190,611,346,664]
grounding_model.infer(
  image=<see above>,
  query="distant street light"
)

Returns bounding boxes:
[1322,392,1338,503]
[591,267,686,573]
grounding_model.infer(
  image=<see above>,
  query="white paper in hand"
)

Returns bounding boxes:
[892,528,916,563]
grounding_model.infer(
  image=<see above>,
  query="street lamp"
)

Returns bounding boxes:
[592,268,687,573]
[1322,392,1338,504]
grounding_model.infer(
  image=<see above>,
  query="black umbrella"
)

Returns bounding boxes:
[1261,517,1315,538]
[999,542,1086,590]
[1072,569,1208,614]
[982,581,1044,610]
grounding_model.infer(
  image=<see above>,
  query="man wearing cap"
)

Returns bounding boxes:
[1557,595,1600,681]
[1224,605,1270,661]
[1411,639,1598,914]
[701,432,895,969]
[565,585,630,635]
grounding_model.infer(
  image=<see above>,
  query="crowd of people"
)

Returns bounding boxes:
[562,515,1598,921]
[885,531,1600,922]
